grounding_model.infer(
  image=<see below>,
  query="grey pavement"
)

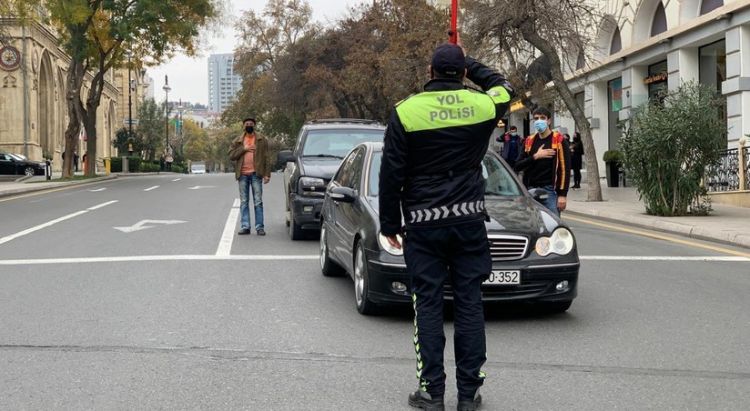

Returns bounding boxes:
[566,184,750,249]
[0,174,748,410]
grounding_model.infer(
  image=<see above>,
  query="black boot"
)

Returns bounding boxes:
[408,390,445,411]
[457,391,482,411]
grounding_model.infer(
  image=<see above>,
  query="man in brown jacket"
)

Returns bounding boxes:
[229,118,272,236]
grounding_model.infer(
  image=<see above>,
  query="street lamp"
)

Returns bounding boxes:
[163,76,171,161]
[126,51,134,156]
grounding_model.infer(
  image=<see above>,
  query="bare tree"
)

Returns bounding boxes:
[465,0,603,201]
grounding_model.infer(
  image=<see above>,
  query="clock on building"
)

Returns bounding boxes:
[0,46,21,71]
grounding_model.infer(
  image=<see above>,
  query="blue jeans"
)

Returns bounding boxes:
[532,185,559,216]
[239,174,264,231]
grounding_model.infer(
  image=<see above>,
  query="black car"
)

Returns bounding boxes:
[0,152,46,177]
[320,142,580,315]
[277,119,386,240]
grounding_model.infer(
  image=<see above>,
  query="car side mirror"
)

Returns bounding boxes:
[277,150,296,166]
[528,188,550,203]
[329,186,357,203]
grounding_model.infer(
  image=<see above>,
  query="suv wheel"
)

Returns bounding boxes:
[289,208,305,241]
[320,225,344,277]
[24,167,35,177]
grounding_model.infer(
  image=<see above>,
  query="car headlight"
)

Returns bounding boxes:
[378,233,404,256]
[299,177,326,195]
[535,228,574,257]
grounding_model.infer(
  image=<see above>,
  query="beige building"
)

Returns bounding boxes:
[113,65,151,137]
[0,17,119,172]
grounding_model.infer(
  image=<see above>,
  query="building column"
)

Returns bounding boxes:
[586,82,609,178]
[667,47,699,92]
[723,25,750,146]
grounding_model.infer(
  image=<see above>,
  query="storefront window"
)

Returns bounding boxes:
[699,40,727,125]
[608,77,623,150]
[646,61,668,104]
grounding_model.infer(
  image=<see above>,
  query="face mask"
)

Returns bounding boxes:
[533,120,548,133]
[511,132,518,136]
[245,126,255,134]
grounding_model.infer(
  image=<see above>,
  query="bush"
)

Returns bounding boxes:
[110,157,123,172]
[141,163,161,172]
[621,82,726,216]
[603,150,624,164]
[127,156,142,172]
[171,165,186,174]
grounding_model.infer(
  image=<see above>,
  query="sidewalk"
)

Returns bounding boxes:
[0,172,117,198]
[566,184,750,249]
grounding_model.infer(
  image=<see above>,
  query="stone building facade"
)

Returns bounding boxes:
[0,18,119,171]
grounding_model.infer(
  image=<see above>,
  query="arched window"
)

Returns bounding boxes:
[701,0,723,15]
[610,27,622,55]
[576,51,585,70]
[651,2,668,37]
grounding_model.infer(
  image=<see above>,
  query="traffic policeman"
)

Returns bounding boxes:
[379,44,514,411]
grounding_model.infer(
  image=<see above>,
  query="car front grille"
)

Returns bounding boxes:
[488,234,528,261]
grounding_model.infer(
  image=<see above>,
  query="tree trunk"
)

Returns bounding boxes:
[62,59,85,179]
[520,24,603,201]
[83,70,106,177]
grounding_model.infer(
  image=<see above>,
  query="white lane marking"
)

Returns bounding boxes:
[216,199,241,256]
[114,220,187,234]
[0,201,118,246]
[188,185,215,190]
[88,200,119,211]
[0,255,320,265]
[88,188,107,192]
[144,186,160,192]
[0,255,748,266]
[172,178,182,182]
[580,256,750,262]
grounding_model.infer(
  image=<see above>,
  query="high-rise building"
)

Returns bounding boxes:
[208,54,242,114]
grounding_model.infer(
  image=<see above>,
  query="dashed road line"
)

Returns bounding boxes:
[172,178,182,182]
[216,199,241,256]
[143,186,160,192]
[0,200,119,246]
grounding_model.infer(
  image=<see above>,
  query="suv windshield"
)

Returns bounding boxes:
[368,152,522,197]
[303,129,384,159]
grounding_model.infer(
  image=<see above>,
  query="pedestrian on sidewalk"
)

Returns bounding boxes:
[379,43,514,411]
[499,125,522,168]
[229,117,271,236]
[571,131,584,189]
[73,151,79,172]
[514,107,571,216]
[165,149,174,172]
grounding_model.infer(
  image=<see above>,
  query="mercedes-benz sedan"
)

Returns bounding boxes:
[320,142,580,315]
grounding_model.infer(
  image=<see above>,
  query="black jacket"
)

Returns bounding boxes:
[379,57,514,236]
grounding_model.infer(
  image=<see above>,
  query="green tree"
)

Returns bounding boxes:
[621,83,727,216]
[18,0,221,177]
[183,120,210,161]
[137,98,166,161]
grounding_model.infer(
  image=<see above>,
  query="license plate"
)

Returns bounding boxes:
[484,270,521,285]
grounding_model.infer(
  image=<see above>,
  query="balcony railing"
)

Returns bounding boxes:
[706,148,740,192]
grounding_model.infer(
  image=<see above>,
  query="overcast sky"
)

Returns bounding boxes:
[148,0,363,105]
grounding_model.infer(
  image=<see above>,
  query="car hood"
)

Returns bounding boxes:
[367,196,561,237]
[484,196,561,237]
[300,158,341,180]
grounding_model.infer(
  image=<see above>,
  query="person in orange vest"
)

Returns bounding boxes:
[514,107,571,216]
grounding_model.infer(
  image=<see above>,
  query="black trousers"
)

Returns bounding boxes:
[404,220,491,400]
[573,168,582,187]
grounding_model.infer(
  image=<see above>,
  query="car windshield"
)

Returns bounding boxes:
[367,152,522,198]
[482,154,523,196]
[7,154,24,161]
[302,129,384,158]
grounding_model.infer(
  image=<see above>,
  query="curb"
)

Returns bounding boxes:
[564,208,750,250]
[0,175,118,199]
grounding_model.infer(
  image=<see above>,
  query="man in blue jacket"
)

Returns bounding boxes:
[379,43,514,411]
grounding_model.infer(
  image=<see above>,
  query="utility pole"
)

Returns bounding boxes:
[163,75,171,157]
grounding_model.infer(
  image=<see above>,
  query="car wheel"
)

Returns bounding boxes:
[289,208,304,241]
[354,242,379,315]
[320,225,344,277]
[24,167,35,177]
[539,301,572,314]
